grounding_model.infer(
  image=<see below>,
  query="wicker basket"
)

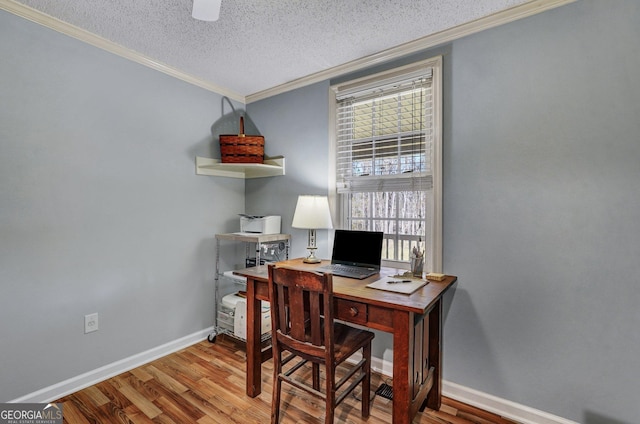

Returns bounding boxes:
[219,116,264,163]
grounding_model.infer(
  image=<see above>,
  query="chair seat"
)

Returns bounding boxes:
[278,320,374,365]
[332,322,375,364]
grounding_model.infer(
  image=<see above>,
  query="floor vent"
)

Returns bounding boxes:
[375,383,393,400]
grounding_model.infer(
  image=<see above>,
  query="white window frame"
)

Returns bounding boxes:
[328,56,442,272]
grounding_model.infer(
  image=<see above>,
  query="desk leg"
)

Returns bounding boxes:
[392,309,412,424]
[425,299,442,411]
[393,301,444,423]
[246,277,262,397]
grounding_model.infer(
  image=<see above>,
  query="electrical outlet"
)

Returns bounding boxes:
[84,313,99,334]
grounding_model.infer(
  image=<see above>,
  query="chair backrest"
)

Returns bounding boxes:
[267,265,335,362]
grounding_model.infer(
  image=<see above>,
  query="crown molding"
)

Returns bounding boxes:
[2,0,575,105]
[0,0,246,103]
[246,0,576,103]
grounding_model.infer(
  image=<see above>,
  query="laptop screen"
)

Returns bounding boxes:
[331,230,384,269]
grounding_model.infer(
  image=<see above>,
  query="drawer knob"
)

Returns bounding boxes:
[349,307,359,317]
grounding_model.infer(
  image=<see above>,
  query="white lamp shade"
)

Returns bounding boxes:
[292,195,333,229]
[192,0,221,21]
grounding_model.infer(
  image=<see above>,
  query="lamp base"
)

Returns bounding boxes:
[303,247,321,264]
[303,256,322,264]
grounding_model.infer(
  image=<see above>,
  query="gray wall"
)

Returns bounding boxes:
[246,82,334,260]
[444,1,640,422]
[0,11,244,401]
[3,0,639,422]
[247,1,640,422]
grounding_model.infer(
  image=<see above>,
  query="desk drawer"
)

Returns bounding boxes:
[335,299,367,325]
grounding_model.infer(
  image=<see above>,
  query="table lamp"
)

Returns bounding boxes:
[292,195,333,263]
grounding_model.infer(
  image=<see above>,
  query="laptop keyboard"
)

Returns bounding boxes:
[317,264,377,279]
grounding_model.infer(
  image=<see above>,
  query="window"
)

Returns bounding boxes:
[330,57,442,271]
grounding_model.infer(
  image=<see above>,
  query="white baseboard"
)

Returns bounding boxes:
[13,332,577,424]
[10,327,215,403]
[442,381,578,424]
[367,356,576,424]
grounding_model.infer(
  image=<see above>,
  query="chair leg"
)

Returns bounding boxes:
[325,364,336,424]
[271,352,282,424]
[362,343,372,418]
[271,376,282,424]
[312,362,320,391]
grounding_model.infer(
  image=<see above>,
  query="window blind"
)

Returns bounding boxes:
[335,67,434,194]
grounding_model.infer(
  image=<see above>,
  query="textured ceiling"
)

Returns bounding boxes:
[12,0,533,98]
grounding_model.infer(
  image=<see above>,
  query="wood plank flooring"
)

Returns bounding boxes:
[55,337,518,423]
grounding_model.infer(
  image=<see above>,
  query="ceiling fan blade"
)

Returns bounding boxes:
[192,0,222,21]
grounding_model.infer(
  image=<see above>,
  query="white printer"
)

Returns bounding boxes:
[239,215,281,234]
[221,292,271,339]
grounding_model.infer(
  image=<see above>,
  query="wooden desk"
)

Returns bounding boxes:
[235,258,457,424]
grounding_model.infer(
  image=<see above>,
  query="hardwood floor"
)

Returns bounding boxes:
[56,337,518,423]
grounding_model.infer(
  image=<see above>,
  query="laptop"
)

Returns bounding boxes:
[316,230,384,279]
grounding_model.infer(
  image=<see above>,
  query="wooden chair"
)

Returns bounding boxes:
[267,264,375,424]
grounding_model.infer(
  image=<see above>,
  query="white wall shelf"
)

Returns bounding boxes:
[195,156,285,179]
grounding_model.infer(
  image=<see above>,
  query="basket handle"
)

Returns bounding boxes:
[238,116,245,137]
